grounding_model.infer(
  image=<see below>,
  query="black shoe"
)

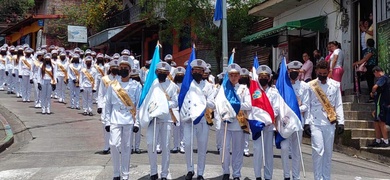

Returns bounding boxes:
[170,148,179,153]
[284,178,291,180]
[135,148,141,154]
[256,178,262,180]
[150,174,158,180]
[113,177,120,180]
[161,178,167,180]
[157,150,162,154]
[368,141,381,147]
[197,175,204,180]
[380,141,390,147]
[89,112,93,116]
[289,155,292,159]
[222,174,230,180]
[243,152,250,157]
[102,148,110,154]
[185,171,194,180]
[83,112,88,115]
[233,177,240,180]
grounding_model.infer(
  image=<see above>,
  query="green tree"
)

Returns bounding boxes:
[141,0,259,72]
[46,0,123,47]
[0,0,35,23]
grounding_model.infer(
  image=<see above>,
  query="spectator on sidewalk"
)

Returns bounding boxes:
[353,39,377,103]
[368,66,389,147]
[299,53,313,82]
[328,41,344,93]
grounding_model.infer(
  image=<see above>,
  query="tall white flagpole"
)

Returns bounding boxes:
[222,0,228,71]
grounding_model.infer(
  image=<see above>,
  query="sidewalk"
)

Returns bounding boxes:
[0,107,14,153]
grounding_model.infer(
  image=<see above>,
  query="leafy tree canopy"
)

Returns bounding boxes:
[0,0,35,23]
[140,0,260,71]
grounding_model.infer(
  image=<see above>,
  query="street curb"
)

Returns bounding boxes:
[0,112,14,153]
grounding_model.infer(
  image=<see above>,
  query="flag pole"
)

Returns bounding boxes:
[191,122,194,167]
[261,131,265,168]
[222,0,228,71]
[297,131,306,177]
[221,121,228,164]
[152,117,157,153]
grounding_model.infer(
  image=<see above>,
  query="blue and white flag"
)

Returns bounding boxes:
[213,0,223,27]
[138,44,170,127]
[275,57,303,147]
[179,46,207,125]
[247,55,274,140]
[215,51,240,123]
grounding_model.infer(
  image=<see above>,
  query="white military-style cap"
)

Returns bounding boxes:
[84,56,93,61]
[156,62,171,72]
[51,49,58,54]
[240,68,250,76]
[0,47,6,51]
[206,63,211,69]
[119,59,131,67]
[41,45,47,49]
[130,69,140,76]
[164,54,173,61]
[36,50,43,56]
[96,53,104,58]
[85,49,92,54]
[91,51,96,56]
[174,66,186,75]
[287,61,303,69]
[17,46,24,51]
[227,63,241,74]
[184,60,188,67]
[121,49,130,55]
[25,48,33,53]
[113,53,120,59]
[257,65,272,75]
[109,60,119,67]
[49,45,55,50]
[74,47,81,52]
[204,67,211,74]
[171,61,177,67]
[104,54,111,59]
[217,71,226,79]
[145,60,151,64]
[72,54,80,59]
[44,53,51,59]
[59,51,66,56]
[190,59,207,70]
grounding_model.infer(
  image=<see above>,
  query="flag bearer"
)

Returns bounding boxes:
[171,66,185,154]
[215,63,251,180]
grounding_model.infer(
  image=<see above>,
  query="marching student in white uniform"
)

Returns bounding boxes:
[18,48,34,102]
[238,68,251,157]
[0,47,7,91]
[280,61,310,180]
[254,65,280,180]
[55,51,69,103]
[51,49,59,99]
[30,51,44,108]
[216,63,251,180]
[304,60,344,180]
[206,63,215,84]
[68,54,82,109]
[94,53,105,104]
[97,59,120,154]
[14,46,24,97]
[181,59,215,180]
[37,54,57,114]
[171,66,185,154]
[214,71,225,153]
[146,62,179,180]
[80,56,98,116]
[129,68,142,154]
[104,59,142,180]
[6,47,16,94]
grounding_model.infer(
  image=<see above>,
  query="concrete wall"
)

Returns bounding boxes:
[271,0,353,90]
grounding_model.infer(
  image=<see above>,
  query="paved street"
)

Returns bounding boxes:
[0,91,390,180]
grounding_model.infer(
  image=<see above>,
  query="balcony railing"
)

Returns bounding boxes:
[108,4,142,28]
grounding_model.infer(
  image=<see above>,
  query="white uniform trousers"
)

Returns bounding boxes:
[14,70,21,96]
[281,131,303,180]
[244,133,250,154]
[69,81,80,108]
[21,75,31,101]
[311,124,335,180]
[6,73,13,92]
[147,121,172,178]
[0,69,5,89]
[253,125,274,179]
[94,78,101,103]
[220,129,245,178]
[102,124,110,151]
[183,121,209,176]
[82,87,93,112]
[109,123,133,179]
[33,79,41,106]
[172,123,184,149]
[216,129,222,151]
[40,80,52,110]
[131,126,141,150]
[57,76,66,101]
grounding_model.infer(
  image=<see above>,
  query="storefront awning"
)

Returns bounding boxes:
[241,16,326,44]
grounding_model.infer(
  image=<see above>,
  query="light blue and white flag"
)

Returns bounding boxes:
[213,0,223,27]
